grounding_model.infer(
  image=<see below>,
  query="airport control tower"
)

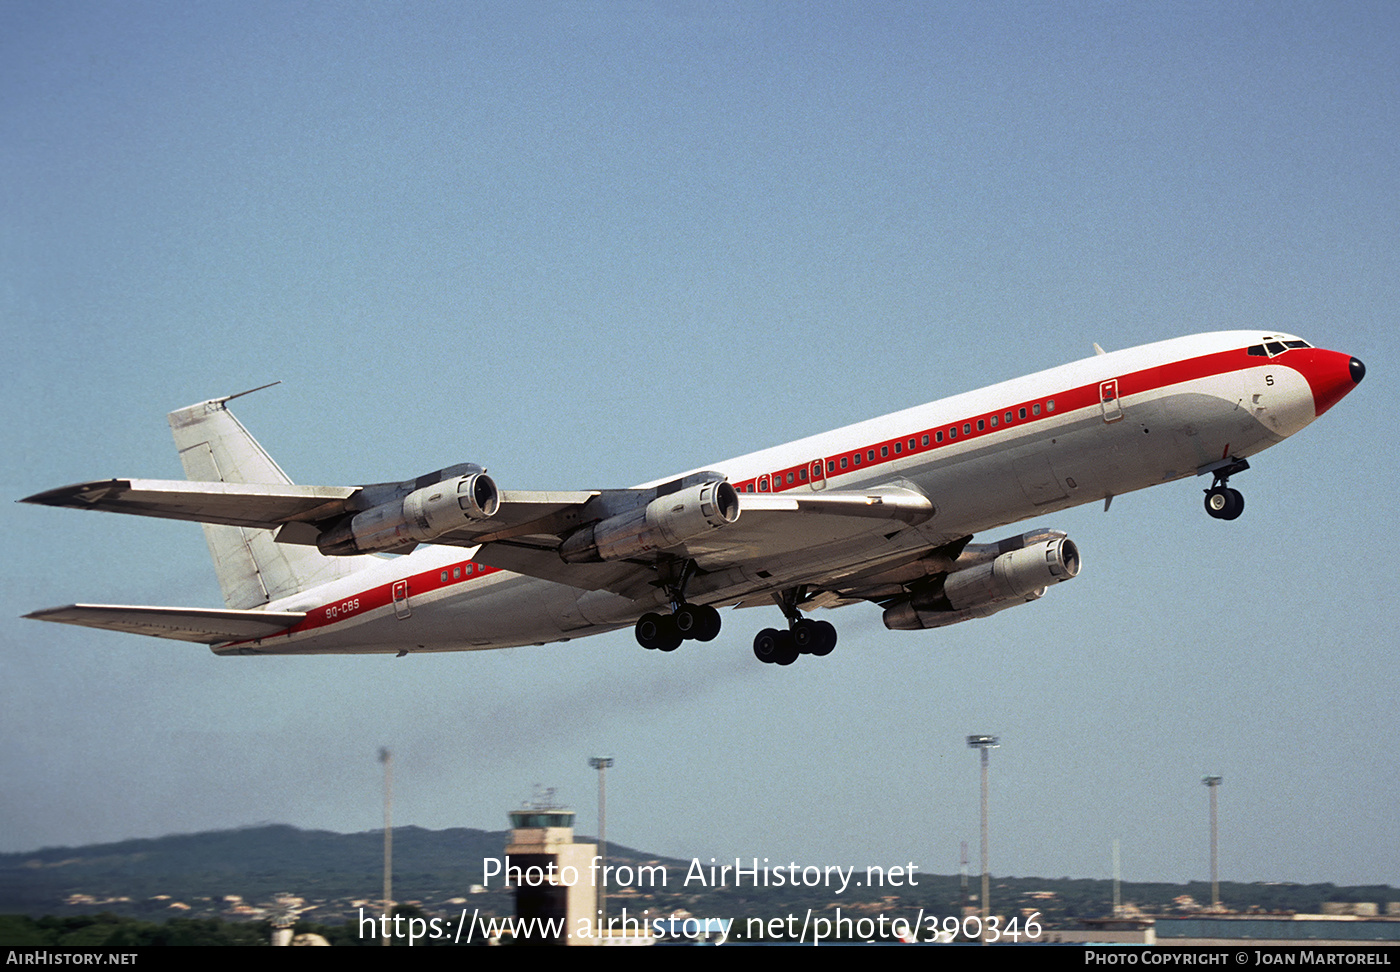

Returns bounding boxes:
[506,791,597,945]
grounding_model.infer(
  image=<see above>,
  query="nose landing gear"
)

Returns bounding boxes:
[1204,486,1244,520]
[1202,457,1250,520]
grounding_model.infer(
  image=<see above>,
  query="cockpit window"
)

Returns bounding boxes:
[1248,338,1311,357]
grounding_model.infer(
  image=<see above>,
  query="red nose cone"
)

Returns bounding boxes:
[1297,349,1365,417]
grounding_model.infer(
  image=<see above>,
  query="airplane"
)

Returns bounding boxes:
[22,331,1364,666]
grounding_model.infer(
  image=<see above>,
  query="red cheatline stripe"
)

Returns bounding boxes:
[733,346,1272,495]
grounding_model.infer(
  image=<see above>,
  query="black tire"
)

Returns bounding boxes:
[810,619,837,656]
[772,630,799,666]
[693,604,722,642]
[1204,486,1244,520]
[673,604,702,640]
[791,619,819,653]
[637,612,682,651]
[753,628,781,663]
[636,612,664,649]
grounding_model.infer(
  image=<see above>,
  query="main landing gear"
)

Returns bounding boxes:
[631,572,840,665]
[635,603,721,651]
[1203,458,1250,521]
[752,587,838,666]
[635,558,723,651]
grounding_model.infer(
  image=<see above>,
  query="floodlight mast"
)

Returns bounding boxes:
[1202,775,1223,910]
[379,747,393,947]
[589,756,615,935]
[967,735,999,941]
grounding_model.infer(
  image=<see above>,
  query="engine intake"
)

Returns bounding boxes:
[883,534,1080,630]
[317,472,500,556]
[559,480,740,563]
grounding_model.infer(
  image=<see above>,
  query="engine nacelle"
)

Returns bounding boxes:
[559,480,740,563]
[883,535,1080,630]
[317,472,500,556]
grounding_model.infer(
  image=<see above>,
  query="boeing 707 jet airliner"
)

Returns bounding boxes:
[23,331,1364,665]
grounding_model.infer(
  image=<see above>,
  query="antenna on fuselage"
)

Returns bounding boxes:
[1093,343,1106,355]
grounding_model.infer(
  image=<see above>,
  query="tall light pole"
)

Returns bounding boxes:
[1202,775,1222,911]
[967,734,999,940]
[380,748,393,947]
[589,756,614,936]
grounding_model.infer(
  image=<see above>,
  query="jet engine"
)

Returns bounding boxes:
[882,532,1080,630]
[317,472,500,556]
[559,480,740,563]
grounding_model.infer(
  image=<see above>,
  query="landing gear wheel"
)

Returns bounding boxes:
[753,628,797,665]
[791,618,820,653]
[693,604,722,642]
[809,620,837,656]
[674,604,722,642]
[1204,486,1244,520]
[772,630,799,666]
[636,612,682,651]
[753,628,781,663]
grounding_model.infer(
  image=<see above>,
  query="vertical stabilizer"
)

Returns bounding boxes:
[168,391,372,609]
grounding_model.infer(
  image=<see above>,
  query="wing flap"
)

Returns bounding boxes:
[25,604,306,644]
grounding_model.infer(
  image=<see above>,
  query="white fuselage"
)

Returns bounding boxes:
[224,331,1344,656]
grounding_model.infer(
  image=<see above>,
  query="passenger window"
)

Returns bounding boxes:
[841,457,849,469]
[1047,400,1055,412]
[1005,411,1013,423]
[854,454,861,466]
[949,427,957,439]
[867,450,875,462]
[1018,407,1027,419]
[893,442,901,454]
[881,445,889,457]
[1033,403,1041,416]
[921,435,929,446]
[453,566,462,579]
[799,468,807,481]
[441,571,449,583]
[935,431,943,443]
[828,460,836,473]
[963,423,971,435]
[990,415,998,427]
[759,479,769,491]
[977,419,985,431]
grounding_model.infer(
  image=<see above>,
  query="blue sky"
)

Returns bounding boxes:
[2,1,1396,891]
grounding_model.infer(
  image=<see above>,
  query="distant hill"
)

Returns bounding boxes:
[0,825,678,924]
[2,825,1394,927]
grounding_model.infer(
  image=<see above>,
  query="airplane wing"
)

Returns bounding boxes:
[21,479,359,528]
[22,472,941,602]
[23,604,306,644]
[20,478,599,547]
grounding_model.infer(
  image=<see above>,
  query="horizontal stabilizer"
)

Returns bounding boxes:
[25,604,306,644]
[20,479,358,529]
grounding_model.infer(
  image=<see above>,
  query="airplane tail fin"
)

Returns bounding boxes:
[168,387,373,609]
